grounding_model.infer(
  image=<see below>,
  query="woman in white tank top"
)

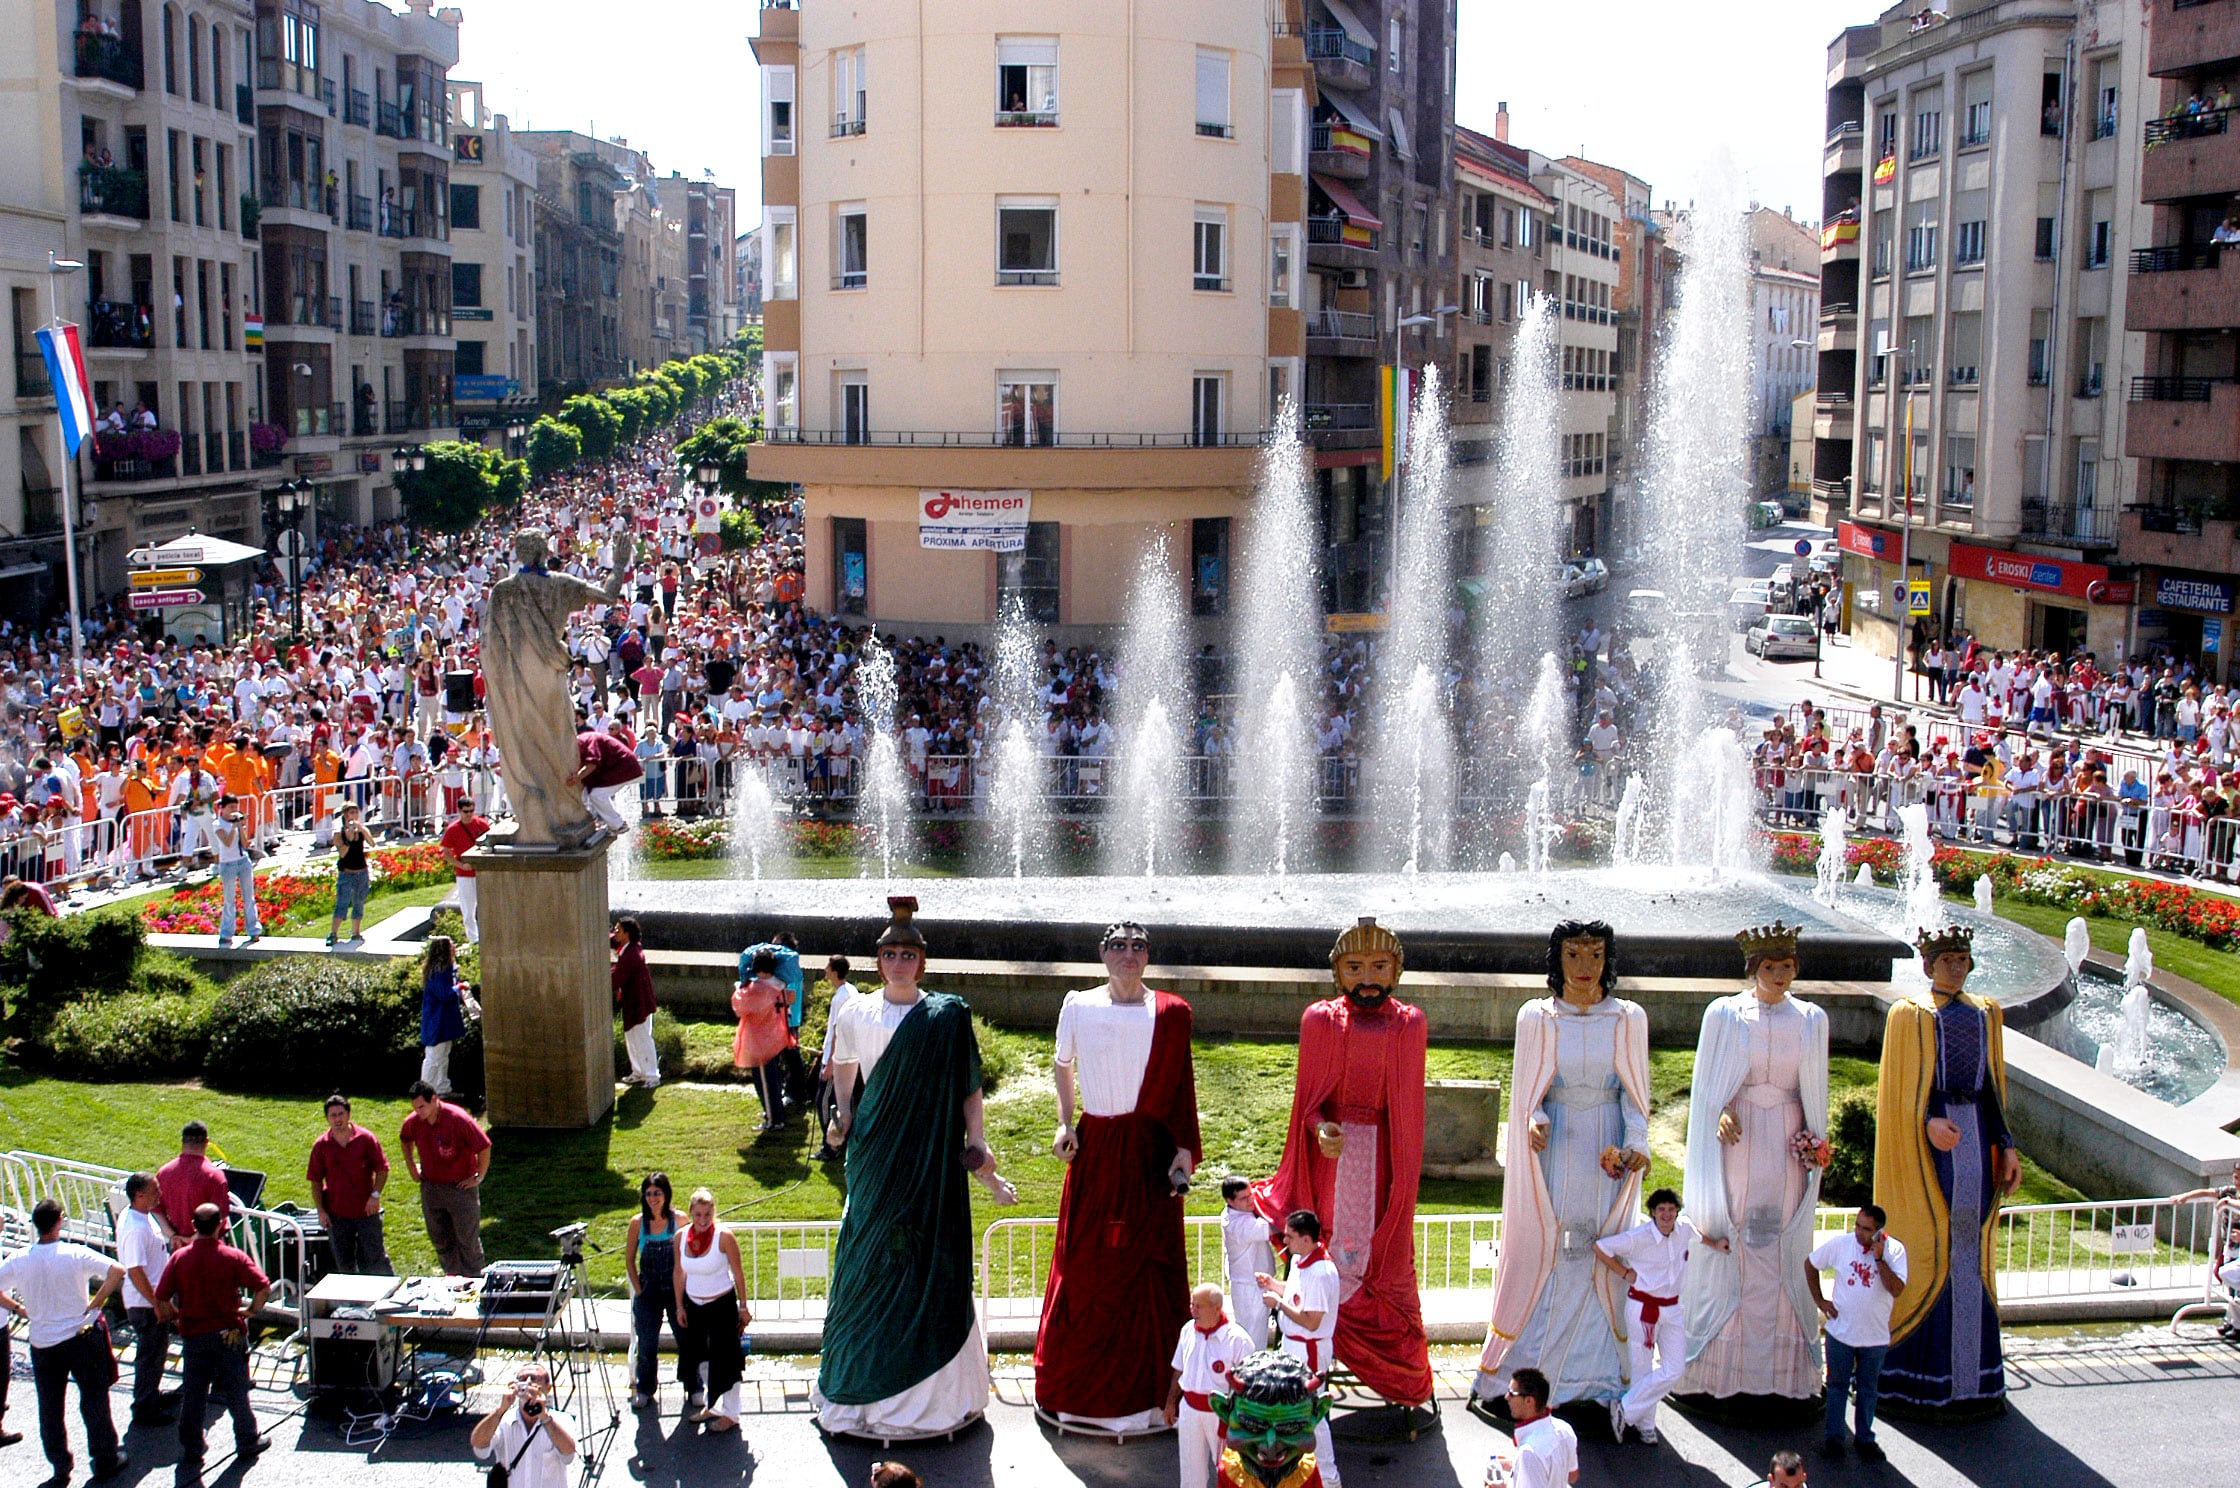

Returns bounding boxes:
[670,1187,751,1432]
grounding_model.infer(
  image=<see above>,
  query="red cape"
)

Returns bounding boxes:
[1034,992,1203,1417]
[1251,995,1433,1406]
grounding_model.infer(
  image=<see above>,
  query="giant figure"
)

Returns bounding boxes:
[814,897,1019,1438]
[1678,920,1830,1409]
[1875,923,2017,1418]
[1251,917,1433,1408]
[1035,920,1203,1433]
[481,528,630,850]
[1477,919,1652,1410]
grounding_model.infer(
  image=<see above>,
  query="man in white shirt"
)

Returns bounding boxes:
[1495,1367,1578,1488]
[0,1198,129,1479]
[116,1172,177,1423]
[1595,1187,1726,1444]
[1257,1210,1343,1487]
[469,1363,577,1488]
[1806,1203,1910,1463]
[1165,1284,1256,1488]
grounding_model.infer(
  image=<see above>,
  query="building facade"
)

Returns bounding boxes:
[518,130,642,391]
[1819,0,2148,662]
[1563,154,1666,558]
[748,0,1312,632]
[444,78,537,438]
[735,224,762,324]
[2121,0,2240,679]
[1,197,74,624]
[1748,205,1821,503]
[256,0,464,533]
[656,173,740,352]
[1300,0,1457,613]
[1450,115,1551,478]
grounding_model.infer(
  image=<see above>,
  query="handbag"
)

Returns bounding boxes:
[487,1418,543,1488]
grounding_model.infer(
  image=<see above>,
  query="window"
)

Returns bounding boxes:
[1271,89,1303,175]
[1960,70,1992,146]
[1944,437,1976,508]
[2029,311,2051,384]
[1269,225,1296,308]
[452,261,483,307]
[768,354,797,429]
[1193,206,1228,291]
[833,47,866,135]
[996,201,1057,286]
[1947,311,1980,385]
[1910,92,1941,158]
[450,183,480,231]
[2094,75,2119,140]
[1388,13,1403,71]
[1191,517,1230,617]
[996,37,1058,125]
[1268,357,1296,423]
[840,376,869,444]
[835,204,867,290]
[833,516,868,616]
[454,339,485,377]
[2023,434,2048,503]
[999,522,1060,624]
[2085,192,2111,267]
[1903,316,1932,382]
[1195,49,1231,137]
[2034,215,2055,260]
[761,65,795,155]
[1905,219,1938,273]
[2075,315,2105,396]
[1191,373,1224,445]
[1953,220,1985,265]
[2042,71,2064,136]
[766,212,797,298]
[2074,437,2100,510]
[1877,107,1899,158]
[998,373,1056,446]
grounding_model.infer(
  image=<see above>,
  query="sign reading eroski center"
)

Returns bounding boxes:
[919,489,1030,551]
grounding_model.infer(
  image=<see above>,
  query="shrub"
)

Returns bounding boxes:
[557,394,623,460]
[613,1009,688,1078]
[202,956,421,1093]
[44,987,219,1079]
[973,1014,1015,1096]
[1819,1088,1877,1207]
[525,416,582,481]
[0,907,148,1029]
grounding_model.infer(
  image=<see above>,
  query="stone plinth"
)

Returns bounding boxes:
[1422,1080,1504,1180]
[468,833,616,1129]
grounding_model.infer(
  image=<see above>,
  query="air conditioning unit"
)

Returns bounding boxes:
[1337,269,1370,290]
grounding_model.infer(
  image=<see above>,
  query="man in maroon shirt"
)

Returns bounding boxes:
[306,1095,392,1275]
[400,1081,493,1275]
[573,727,642,835]
[438,800,490,943]
[155,1204,271,1479]
[155,1121,231,1251]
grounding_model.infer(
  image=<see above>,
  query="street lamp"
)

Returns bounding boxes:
[391,444,426,475]
[47,252,87,684]
[1881,343,1916,704]
[505,419,527,458]
[695,458,721,490]
[268,478,312,642]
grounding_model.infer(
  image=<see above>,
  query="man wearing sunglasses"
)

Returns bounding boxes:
[1034,922,1203,1436]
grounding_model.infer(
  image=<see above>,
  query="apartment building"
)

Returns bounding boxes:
[518,130,641,391]
[735,225,762,323]
[1821,0,2149,662]
[6,0,269,590]
[1300,0,1457,613]
[2121,0,2240,680]
[1812,25,1877,524]
[748,0,1313,632]
[655,173,741,353]
[1451,116,1551,475]
[444,79,537,437]
[1,199,73,625]
[257,0,463,532]
[1748,205,1821,502]
[1562,156,1665,555]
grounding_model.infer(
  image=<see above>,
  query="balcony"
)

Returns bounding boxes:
[830,114,866,138]
[344,88,370,127]
[1816,311,1857,353]
[1304,27,1374,90]
[1824,119,1863,177]
[1309,121,1373,181]
[376,101,407,139]
[15,352,52,401]
[235,83,253,126]
[274,294,342,330]
[2122,503,2240,569]
[72,32,143,91]
[1305,214,1380,271]
[2143,106,2240,202]
[2150,0,2240,80]
[1820,214,1860,262]
[77,166,148,222]
[261,178,335,222]
[1302,402,1376,450]
[349,299,376,336]
[383,306,451,337]
[2020,500,2117,546]
[995,107,1058,128]
[1305,307,1377,356]
[2128,243,2240,329]
[386,401,455,432]
[85,300,154,349]
[228,430,245,470]
[346,193,372,232]
[2127,375,2240,462]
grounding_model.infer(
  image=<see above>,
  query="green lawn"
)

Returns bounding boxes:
[1981,891,2240,1009]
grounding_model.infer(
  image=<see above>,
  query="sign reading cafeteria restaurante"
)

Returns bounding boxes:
[2156,573,2236,614]
[919,488,1030,552]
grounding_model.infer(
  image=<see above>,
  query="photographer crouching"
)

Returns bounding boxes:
[470,1363,577,1488]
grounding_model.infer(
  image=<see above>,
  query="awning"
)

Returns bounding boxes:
[1321,0,1377,47]
[0,562,47,584]
[1388,109,1414,161]
[1320,91,1382,140]
[148,532,267,565]
[1313,174,1383,231]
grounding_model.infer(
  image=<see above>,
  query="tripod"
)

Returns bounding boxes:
[547,1224,623,1477]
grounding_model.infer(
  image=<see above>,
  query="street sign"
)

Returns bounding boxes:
[1794,539,1813,557]
[1907,580,1933,616]
[274,528,306,560]
[129,568,200,588]
[127,589,204,610]
[2206,618,2224,655]
[128,545,203,566]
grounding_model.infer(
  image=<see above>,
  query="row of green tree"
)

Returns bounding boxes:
[397,350,747,533]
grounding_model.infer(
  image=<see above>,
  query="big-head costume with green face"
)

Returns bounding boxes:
[1210,1350,1331,1488]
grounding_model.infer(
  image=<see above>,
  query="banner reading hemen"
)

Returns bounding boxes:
[919,489,1030,551]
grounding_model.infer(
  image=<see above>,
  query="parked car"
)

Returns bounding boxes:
[1746,613,1820,660]
[1727,581,1775,630]
[1568,557,1610,596]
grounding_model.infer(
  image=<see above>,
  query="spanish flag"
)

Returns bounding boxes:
[1873,153,1897,185]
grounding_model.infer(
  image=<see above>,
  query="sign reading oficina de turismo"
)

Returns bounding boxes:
[919,489,1030,552]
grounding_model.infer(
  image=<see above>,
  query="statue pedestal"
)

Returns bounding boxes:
[1421,1079,1505,1180]
[467,832,616,1129]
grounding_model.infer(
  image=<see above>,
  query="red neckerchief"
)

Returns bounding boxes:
[685,1220,717,1258]
[1195,1312,1232,1337]
[1295,1245,1330,1273]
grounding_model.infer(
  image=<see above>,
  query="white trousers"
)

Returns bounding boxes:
[1177,1401,1222,1488]
[421,1041,452,1094]
[586,785,628,832]
[454,875,479,942]
[2218,1257,2240,1325]
[1620,1296,1688,1429]
[1228,1270,1273,1349]
[697,1361,743,1421]
[623,1016,661,1086]
[1276,1339,1340,1485]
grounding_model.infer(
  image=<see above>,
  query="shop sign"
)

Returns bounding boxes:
[2206,618,2224,654]
[358,452,387,473]
[293,454,334,476]
[1946,541,2107,600]
[2154,574,2235,614]
[1835,520,1895,560]
[918,489,1029,551]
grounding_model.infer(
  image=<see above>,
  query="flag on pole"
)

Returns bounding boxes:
[36,322,95,456]
[1380,364,1413,483]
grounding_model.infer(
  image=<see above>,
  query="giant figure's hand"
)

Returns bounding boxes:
[1527,1117,1550,1154]
[1926,1116,1963,1152]
[1052,1124,1077,1163]
[1717,1110,1742,1145]
[1997,1146,2023,1196]
[1315,1122,1345,1160]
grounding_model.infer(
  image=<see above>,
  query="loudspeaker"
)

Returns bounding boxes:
[443,671,476,714]
[309,1329,398,1394]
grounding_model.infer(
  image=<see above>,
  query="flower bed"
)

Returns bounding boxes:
[138,845,453,934]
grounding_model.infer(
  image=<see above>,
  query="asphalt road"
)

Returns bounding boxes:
[11,1326,2229,1488]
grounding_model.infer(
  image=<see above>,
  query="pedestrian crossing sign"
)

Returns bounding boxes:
[1907,580,1932,615]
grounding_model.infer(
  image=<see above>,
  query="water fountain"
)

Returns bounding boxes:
[1814,806,1848,908]
[2063,917,2093,973]
[981,596,1052,876]
[1612,775,1647,868]
[1855,863,1875,890]
[1105,538,1191,878]
[1229,402,1320,877]
[1668,727,1754,878]
[1365,368,1456,872]
[729,772,783,881]
[854,633,914,883]
[1896,802,1943,946]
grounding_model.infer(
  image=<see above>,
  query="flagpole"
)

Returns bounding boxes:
[45,252,86,686]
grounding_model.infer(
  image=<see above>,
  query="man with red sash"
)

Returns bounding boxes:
[1034,921,1202,1433]
[1167,1283,1257,1488]
[1251,918,1434,1418]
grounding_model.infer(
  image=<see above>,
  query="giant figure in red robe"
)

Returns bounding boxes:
[1034,921,1204,1432]
[1252,917,1434,1407]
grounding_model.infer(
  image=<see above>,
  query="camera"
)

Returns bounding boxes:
[550,1221,589,1267]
